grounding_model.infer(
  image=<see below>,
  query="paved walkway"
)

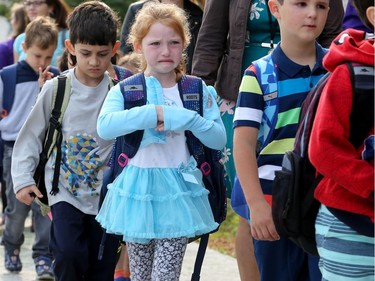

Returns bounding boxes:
[0,217,240,281]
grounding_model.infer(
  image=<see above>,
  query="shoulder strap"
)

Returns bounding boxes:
[40,74,71,196]
[0,64,18,118]
[347,62,374,148]
[294,72,331,156]
[178,75,207,167]
[252,54,278,153]
[109,73,146,177]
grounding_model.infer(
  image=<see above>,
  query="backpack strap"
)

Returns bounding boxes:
[252,54,279,153]
[112,73,147,176]
[0,64,18,118]
[347,62,374,148]
[35,74,71,200]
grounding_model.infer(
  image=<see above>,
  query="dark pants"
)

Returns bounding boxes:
[50,202,119,281]
[254,236,321,281]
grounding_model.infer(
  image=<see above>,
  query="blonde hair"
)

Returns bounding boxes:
[118,52,141,74]
[24,16,58,49]
[128,3,191,79]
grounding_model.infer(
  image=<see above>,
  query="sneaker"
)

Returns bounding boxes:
[34,256,54,280]
[4,248,22,272]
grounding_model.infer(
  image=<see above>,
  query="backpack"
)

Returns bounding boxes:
[100,72,227,281]
[0,62,60,118]
[33,73,118,215]
[271,62,374,256]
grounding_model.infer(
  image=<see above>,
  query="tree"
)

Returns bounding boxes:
[64,0,134,22]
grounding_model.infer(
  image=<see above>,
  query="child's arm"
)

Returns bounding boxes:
[97,83,159,140]
[234,125,280,241]
[11,79,55,204]
[233,66,280,241]
[162,84,226,150]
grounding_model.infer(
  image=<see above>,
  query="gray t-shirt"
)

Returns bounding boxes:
[12,69,114,215]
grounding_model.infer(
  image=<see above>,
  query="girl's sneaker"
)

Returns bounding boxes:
[4,248,22,272]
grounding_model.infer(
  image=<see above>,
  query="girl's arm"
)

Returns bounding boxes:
[162,84,226,150]
[97,83,158,140]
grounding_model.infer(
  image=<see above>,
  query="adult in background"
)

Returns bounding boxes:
[0,3,29,69]
[191,0,344,280]
[13,0,71,67]
[119,0,202,74]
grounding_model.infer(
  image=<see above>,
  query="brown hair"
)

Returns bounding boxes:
[45,0,72,29]
[10,3,29,38]
[128,3,191,79]
[24,16,58,49]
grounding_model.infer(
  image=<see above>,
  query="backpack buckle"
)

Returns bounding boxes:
[200,162,211,176]
[117,153,129,168]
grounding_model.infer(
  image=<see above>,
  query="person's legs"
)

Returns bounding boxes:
[114,244,131,281]
[127,241,154,281]
[236,217,260,281]
[30,201,54,279]
[2,143,29,272]
[50,202,118,281]
[152,238,188,281]
[253,237,312,281]
[316,205,374,281]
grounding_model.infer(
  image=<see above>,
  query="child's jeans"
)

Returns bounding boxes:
[49,201,119,281]
[1,142,52,260]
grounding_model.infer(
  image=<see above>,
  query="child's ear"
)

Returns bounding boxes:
[268,0,280,19]
[133,41,142,54]
[65,40,76,56]
[112,41,120,56]
[21,42,27,53]
[367,6,375,28]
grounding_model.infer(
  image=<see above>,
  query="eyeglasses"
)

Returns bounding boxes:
[24,1,47,8]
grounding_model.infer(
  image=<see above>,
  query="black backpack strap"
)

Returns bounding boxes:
[37,75,69,198]
[347,62,374,148]
[0,64,17,118]
[177,75,212,281]
[191,233,209,281]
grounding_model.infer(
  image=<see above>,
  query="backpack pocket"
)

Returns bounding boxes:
[272,151,300,237]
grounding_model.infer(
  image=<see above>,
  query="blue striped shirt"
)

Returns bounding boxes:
[233,43,327,196]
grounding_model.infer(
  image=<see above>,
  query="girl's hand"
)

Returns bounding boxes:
[38,66,55,89]
[155,105,164,131]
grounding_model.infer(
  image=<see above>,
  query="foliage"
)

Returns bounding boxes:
[0,4,9,17]
[64,0,134,22]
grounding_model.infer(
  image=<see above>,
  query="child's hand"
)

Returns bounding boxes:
[38,66,55,89]
[155,105,164,131]
[15,184,43,205]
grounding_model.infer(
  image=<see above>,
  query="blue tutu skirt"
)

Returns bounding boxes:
[96,158,218,244]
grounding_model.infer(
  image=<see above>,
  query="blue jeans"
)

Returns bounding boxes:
[2,143,52,259]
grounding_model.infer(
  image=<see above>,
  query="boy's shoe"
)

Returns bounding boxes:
[114,277,131,281]
[4,248,22,272]
[34,256,54,280]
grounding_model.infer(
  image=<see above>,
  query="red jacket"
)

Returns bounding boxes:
[309,29,374,222]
